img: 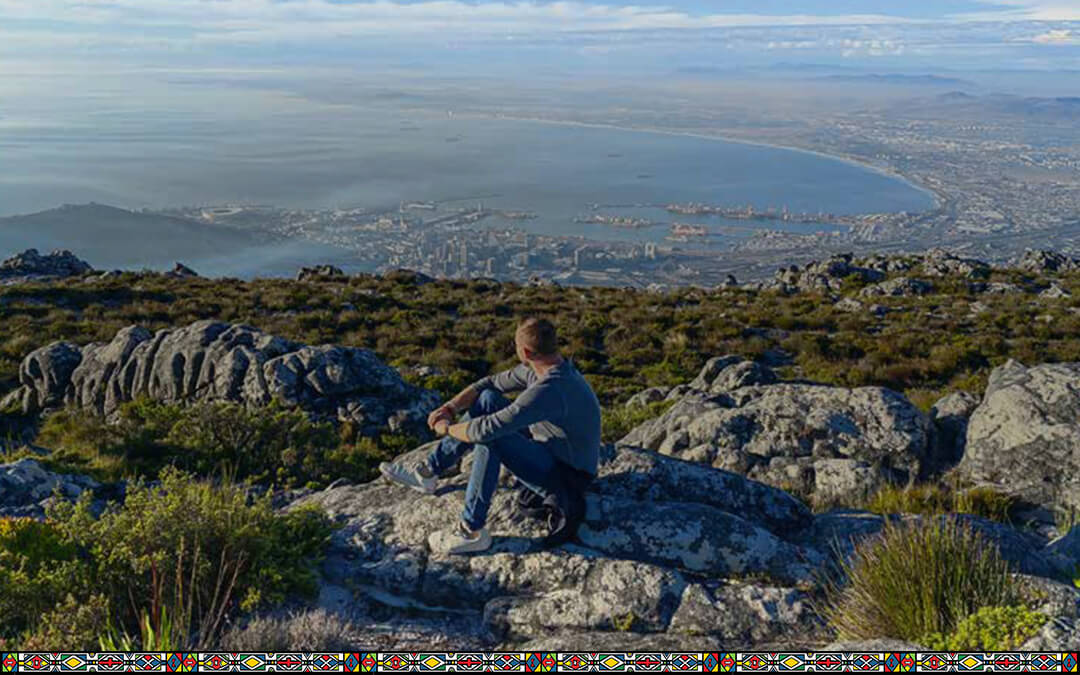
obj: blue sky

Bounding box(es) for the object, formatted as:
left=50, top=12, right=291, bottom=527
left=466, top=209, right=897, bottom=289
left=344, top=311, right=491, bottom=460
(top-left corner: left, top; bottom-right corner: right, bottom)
left=1, top=1, right=1078, bottom=71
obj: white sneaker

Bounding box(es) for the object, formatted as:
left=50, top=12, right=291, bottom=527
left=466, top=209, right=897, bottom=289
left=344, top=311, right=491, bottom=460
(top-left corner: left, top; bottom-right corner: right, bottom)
left=379, top=461, right=437, bottom=495
left=428, top=522, right=492, bottom=555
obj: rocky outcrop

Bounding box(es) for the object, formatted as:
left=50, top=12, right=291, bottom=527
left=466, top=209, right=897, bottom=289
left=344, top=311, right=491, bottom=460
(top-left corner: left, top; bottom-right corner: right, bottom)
left=959, top=360, right=1080, bottom=513
left=969, top=281, right=1025, bottom=295
left=291, top=442, right=826, bottom=648
left=297, top=265, right=345, bottom=281
left=748, top=250, right=998, bottom=295
left=1045, top=527, right=1080, bottom=570
left=859, top=277, right=934, bottom=298
left=2, top=320, right=440, bottom=436
left=625, top=387, right=669, bottom=408
left=796, top=509, right=1064, bottom=578
left=755, top=254, right=885, bottom=294
left=1014, top=249, right=1080, bottom=274
left=834, top=298, right=890, bottom=316
left=0, top=458, right=104, bottom=519
left=1040, top=283, right=1071, bottom=299
left=622, top=360, right=930, bottom=505
left=384, top=269, right=434, bottom=285
left=688, top=356, right=778, bottom=394
left=833, top=297, right=865, bottom=313
left=0, top=249, right=93, bottom=282
left=860, top=254, right=916, bottom=275
left=917, top=248, right=990, bottom=279
left=1022, top=618, right=1080, bottom=650
left=167, top=262, right=199, bottom=278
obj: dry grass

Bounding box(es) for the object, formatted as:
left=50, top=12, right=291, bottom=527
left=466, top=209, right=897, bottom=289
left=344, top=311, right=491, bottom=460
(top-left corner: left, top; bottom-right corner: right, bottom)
left=219, top=609, right=356, bottom=651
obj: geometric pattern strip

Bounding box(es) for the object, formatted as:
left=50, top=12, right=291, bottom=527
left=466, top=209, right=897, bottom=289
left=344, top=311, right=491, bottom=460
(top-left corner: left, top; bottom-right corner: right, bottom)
left=0, top=652, right=1075, bottom=672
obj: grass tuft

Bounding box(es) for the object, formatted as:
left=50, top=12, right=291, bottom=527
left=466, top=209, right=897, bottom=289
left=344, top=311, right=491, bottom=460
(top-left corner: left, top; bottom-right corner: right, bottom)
left=600, top=399, right=677, bottom=444
left=821, top=517, right=1019, bottom=643
left=863, top=482, right=1017, bottom=524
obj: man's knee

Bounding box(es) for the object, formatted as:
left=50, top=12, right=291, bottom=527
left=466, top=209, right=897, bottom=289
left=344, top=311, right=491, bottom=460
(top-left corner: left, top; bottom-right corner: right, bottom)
left=472, top=389, right=509, bottom=415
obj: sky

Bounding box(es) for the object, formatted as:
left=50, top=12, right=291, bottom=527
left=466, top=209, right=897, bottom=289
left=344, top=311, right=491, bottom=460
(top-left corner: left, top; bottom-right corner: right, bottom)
left=1, top=1, right=1079, bottom=73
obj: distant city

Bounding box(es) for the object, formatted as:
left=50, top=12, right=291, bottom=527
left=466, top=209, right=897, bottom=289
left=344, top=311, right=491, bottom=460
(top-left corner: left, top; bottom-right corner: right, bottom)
left=159, top=202, right=715, bottom=289
left=143, top=91, right=1080, bottom=288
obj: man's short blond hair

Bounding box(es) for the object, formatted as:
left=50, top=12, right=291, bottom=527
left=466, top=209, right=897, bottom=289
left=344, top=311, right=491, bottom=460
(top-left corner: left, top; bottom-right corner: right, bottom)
left=517, top=317, right=559, bottom=356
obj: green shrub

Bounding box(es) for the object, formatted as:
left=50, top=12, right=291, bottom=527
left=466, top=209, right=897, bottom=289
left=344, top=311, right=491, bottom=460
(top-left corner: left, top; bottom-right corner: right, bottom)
left=920, top=605, right=1045, bottom=650
left=2, top=467, right=336, bottom=649
left=21, top=593, right=111, bottom=651
left=822, top=517, right=1019, bottom=643
left=34, top=398, right=416, bottom=488
left=601, top=399, right=677, bottom=443
left=0, top=518, right=86, bottom=640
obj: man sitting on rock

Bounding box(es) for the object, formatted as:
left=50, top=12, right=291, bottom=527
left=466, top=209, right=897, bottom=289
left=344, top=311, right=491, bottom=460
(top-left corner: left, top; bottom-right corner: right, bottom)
left=379, top=317, right=601, bottom=554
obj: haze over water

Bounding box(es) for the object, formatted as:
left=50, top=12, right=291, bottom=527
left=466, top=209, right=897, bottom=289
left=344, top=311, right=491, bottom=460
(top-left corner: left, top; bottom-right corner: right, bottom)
left=0, top=72, right=934, bottom=265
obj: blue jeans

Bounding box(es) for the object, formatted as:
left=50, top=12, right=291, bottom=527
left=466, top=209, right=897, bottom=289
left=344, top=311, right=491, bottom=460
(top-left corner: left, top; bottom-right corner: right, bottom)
left=424, top=389, right=572, bottom=531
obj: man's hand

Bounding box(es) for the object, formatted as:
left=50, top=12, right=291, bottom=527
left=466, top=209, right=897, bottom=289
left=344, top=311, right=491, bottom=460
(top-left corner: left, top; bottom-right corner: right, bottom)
left=427, top=404, right=454, bottom=430
left=433, top=418, right=450, bottom=436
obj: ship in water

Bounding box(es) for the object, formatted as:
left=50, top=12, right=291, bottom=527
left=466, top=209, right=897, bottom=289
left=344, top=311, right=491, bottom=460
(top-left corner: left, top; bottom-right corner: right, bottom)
left=670, top=223, right=707, bottom=237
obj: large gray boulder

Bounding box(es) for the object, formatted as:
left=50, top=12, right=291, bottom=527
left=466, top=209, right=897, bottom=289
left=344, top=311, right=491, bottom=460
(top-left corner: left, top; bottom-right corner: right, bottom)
left=621, top=381, right=931, bottom=505
left=291, top=443, right=823, bottom=649
left=666, top=581, right=826, bottom=646
left=10, top=341, right=83, bottom=411
left=1021, top=617, right=1080, bottom=650
left=959, top=360, right=1080, bottom=513
left=3, top=320, right=440, bottom=437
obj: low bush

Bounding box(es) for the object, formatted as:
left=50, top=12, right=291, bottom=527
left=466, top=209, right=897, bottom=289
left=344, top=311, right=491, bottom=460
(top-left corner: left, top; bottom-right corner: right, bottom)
left=0, top=518, right=85, bottom=640
left=920, top=605, right=1045, bottom=650
left=2, top=467, right=333, bottom=650
left=822, top=517, right=1019, bottom=643
left=34, top=398, right=419, bottom=487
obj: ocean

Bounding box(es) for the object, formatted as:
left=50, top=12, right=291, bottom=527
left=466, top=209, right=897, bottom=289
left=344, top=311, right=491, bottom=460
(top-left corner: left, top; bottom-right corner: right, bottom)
left=0, top=73, right=933, bottom=274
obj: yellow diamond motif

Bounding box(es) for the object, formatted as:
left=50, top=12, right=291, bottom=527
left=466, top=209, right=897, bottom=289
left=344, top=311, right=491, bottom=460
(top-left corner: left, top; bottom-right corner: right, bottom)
left=64, top=656, right=84, bottom=668
left=602, top=656, right=621, bottom=668
left=243, top=656, right=262, bottom=668
left=960, top=656, right=980, bottom=669
left=782, top=656, right=802, bottom=668
left=423, top=656, right=443, bottom=668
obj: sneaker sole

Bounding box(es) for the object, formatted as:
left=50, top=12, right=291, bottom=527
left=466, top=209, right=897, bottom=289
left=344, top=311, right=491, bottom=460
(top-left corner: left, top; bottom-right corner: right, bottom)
left=448, top=534, right=492, bottom=555
left=379, top=464, right=436, bottom=495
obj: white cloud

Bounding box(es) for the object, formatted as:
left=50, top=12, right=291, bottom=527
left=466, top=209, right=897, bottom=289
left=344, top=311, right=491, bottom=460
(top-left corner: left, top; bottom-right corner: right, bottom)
left=958, top=1, right=1080, bottom=21
left=0, top=0, right=1075, bottom=62
left=0, top=0, right=917, bottom=45
left=1028, top=28, right=1080, bottom=44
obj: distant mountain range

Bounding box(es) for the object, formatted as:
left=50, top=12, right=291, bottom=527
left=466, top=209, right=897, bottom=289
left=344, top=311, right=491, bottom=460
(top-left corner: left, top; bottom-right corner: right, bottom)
left=820, top=74, right=975, bottom=87
left=0, top=203, right=267, bottom=271
left=889, top=92, right=1080, bottom=121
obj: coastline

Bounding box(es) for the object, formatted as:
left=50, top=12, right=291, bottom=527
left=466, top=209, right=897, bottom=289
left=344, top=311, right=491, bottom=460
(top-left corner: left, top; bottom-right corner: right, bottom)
left=456, top=111, right=944, bottom=213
